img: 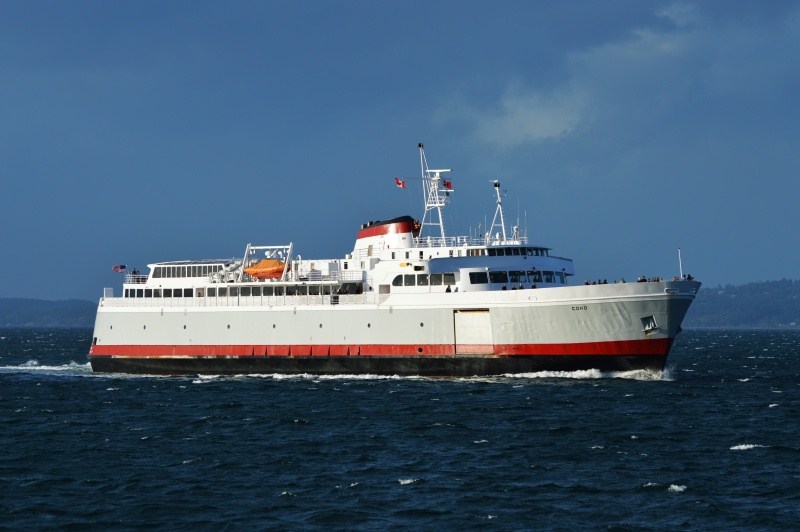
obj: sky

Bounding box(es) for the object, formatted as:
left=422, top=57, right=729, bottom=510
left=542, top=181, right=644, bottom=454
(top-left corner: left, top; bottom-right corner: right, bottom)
left=2, top=1, right=799, bottom=300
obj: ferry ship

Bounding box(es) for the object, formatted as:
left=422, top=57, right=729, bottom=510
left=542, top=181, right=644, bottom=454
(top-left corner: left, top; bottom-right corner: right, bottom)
left=89, top=144, right=700, bottom=376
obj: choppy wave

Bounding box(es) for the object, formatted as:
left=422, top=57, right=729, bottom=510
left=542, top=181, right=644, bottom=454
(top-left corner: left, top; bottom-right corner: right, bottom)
left=0, top=360, right=92, bottom=376
left=730, top=444, right=768, bottom=451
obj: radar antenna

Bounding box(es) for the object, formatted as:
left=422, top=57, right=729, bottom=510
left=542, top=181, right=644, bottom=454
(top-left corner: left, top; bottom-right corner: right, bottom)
left=417, top=143, right=454, bottom=241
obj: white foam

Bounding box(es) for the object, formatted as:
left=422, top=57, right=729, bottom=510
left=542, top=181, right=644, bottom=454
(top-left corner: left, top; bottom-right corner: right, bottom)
left=667, top=484, right=686, bottom=493
left=769, top=403, right=779, bottom=408
left=730, top=444, right=767, bottom=451
left=473, top=439, right=489, bottom=444
left=398, top=478, right=419, bottom=485
left=0, top=360, right=92, bottom=376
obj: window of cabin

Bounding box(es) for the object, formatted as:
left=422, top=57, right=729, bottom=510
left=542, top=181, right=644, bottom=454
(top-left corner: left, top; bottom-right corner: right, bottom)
left=252, top=286, right=261, bottom=296
left=207, top=287, right=216, bottom=297
left=488, top=248, right=497, bottom=256
left=183, top=288, right=193, bottom=297
left=144, top=289, right=152, bottom=298
left=229, top=287, right=238, bottom=297
left=489, top=271, right=508, bottom=284
left=173, top=289, right=182, bottom=298
left=469, top=272, right=489, bottom=284
left=392, top=275, right=403, bottom=287
left=529, top=270, right=543, bottom=283
left=557, top=272, right=566, bottom=284
left=264, top=286, right=274, bottom=296
left=544, top=271, right=555, bottom=283
left=240, top=286, right=251, bottom=297
left=403, top=274, right=416, bottom=286
left=274, top=286, right=284, bottom=296
left=417, top=274, right=429, bottom=286
left=429, top=273, right=443, bottom=286
left=443, top=273, right=455, bottom=285
left=218, top=287, right=227, bottom=297
left=509, top=271, right=525, bottom=283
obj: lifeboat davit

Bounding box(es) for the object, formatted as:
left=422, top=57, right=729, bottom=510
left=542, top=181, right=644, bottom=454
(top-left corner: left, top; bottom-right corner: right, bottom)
left=244, top=259, right=287, bottom=279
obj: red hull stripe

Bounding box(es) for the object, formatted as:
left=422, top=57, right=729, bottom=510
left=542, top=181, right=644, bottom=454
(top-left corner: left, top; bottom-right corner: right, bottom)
left=90, top=338, right=671, bottom=358
left=356, top=220, right=416, bottom=240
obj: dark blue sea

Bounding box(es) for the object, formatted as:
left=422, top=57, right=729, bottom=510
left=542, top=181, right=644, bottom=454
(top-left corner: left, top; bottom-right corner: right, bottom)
left=1, top=329, right=799, bottom=529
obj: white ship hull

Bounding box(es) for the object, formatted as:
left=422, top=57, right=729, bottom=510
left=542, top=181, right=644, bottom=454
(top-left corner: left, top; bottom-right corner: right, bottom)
left=89, top=280, right=699, bottom=375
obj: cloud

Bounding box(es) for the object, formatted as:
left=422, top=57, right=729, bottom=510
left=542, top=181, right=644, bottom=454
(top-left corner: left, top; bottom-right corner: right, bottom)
left=656, top=3, right=702, bottom=28
left=437, top=86, right=588, bottom=149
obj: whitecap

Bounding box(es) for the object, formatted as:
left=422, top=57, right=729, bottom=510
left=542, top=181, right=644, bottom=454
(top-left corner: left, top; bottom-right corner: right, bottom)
left=668, top=484, right=686, bottom=493
left=769, top=404, right=779, bottom=408
left=737, top=378, right=750, bottom=382
left=0, top=361, right=92, bottom=376
left=730, top=444, right=767, bottom=451
left=473, top=439, right=489, bottom=444
left=398, top=478, right=419, bottom=485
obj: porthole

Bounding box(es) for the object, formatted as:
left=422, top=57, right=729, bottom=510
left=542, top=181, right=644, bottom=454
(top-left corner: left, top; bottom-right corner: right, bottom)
left=227, top=324, right=231, bottom=329
left=420, top=322, right=424, bottom=327
left=183, top=325, right=186, bottom=329
left=367, top=323, right=371, bottom=328
left=272, top=324, right=276, bottom=329
left=417, top=347, right=423, bottom=353
left=109, top=325, right=113, bottom=330
left=319, top=324, right=323, bottom=328
left=143, top=325, right=146, bottom=330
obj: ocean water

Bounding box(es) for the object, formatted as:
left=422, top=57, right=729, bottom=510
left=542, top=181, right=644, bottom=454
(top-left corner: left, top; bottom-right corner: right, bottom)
left=1, top=329, right=799, bottom=529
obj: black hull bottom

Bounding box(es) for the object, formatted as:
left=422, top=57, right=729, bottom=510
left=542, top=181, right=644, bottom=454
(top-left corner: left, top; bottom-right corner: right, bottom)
left=89, top=354, right=667, bottom=376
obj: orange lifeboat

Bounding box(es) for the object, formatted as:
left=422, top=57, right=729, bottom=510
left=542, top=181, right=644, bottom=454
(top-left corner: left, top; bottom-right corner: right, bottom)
left=244, top=259, right=287, bottom=279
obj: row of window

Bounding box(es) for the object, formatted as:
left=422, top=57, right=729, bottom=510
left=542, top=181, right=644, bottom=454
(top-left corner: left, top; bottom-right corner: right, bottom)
left=470, top=247, right=549, bottom=257
left=391, top=273, right=457, bottom=287
left=124, top=284, right=338, bottom=299
left=470, top=270, right=567, bottom=285
left=152, top=264, right=226, bottom=279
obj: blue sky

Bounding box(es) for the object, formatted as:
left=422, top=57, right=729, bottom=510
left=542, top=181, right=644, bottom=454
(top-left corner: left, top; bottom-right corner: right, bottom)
left=2, top=1, right=799, bottom=300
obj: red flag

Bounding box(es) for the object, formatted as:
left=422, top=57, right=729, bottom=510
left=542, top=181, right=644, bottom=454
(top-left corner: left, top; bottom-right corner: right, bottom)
left=443, top=179, right=453, bottom=190
left=394, top=177, right=406, bottom=189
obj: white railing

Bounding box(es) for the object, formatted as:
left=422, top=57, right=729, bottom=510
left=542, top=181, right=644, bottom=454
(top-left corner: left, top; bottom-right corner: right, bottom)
left=100, top=292, right=380, bottom=309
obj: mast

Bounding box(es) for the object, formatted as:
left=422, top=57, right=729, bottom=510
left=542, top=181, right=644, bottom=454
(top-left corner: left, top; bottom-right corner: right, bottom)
left=417, top=143, right=453, bottom=241
left=487, top=180, right=508, bottom=243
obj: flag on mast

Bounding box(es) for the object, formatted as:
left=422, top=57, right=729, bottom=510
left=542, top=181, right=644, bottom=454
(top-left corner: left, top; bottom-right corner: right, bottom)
left=394, top=177, right=406, bottom=189
left=111, top=264, right=127, bottom=273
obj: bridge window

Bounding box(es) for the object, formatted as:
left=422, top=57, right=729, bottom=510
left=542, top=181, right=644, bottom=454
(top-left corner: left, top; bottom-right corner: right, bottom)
left=429, top=273, right=443, bottom=286
left=489, top=271, right=508, bottom=284
left=469, top=272, right=489, bottom=284
left=544, top=271, right=555, bottom=283
left=557, top=272, right=566, bottom=284
left=528, top=270, right=542, bottom=283
left=509, top=271, right=525, bottom=283
left=443, top=273, right=455, bottom=285
left=392, top=275, right=403, bottom=287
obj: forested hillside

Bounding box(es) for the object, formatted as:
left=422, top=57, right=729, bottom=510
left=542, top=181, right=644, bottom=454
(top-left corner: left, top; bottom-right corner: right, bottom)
left=685, top=279, right=800, bottom=329
left=0, top=298, right=95, bottom=328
